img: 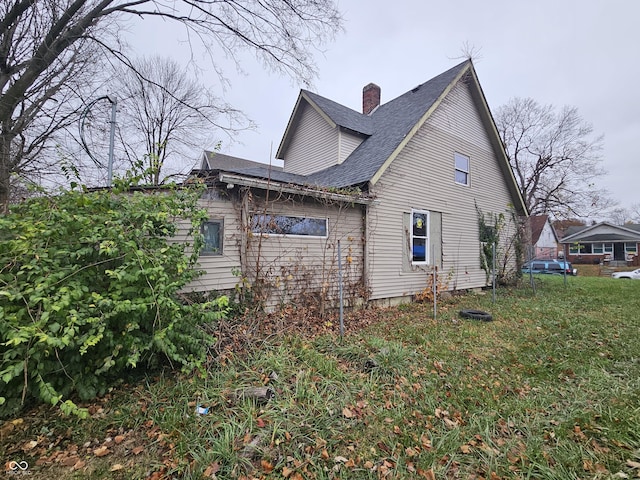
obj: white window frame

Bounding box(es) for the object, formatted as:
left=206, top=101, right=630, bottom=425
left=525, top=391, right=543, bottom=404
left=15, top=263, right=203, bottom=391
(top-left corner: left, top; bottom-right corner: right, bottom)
left=411, top=209, right=430, bottom=265
left=200, top=219, right=223, bottom=256
left=454, top=152, right=470, bottom=186
left=592, top=243, right=613, bottom=255
left=625, top=243, right=638, bottom=254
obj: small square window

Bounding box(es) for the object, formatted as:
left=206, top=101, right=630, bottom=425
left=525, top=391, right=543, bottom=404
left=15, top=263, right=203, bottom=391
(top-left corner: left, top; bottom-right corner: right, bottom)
left=454, top=153, right=469, bottom=186
left=201, top=220, right=223, bottom=255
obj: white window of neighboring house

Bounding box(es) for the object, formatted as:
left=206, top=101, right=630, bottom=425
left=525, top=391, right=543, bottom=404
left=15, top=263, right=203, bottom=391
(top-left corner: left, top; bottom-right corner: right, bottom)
left=411, top=209, right=429, bottom=265
left=251, top=214, right=328, bottom=238
left=593, top=243, right=613, bottom=254
left=454, top=152, right=470, bottom=186
left=201, top=220, right=223, bottom=255
left=625, top=243, right=638, bottom=254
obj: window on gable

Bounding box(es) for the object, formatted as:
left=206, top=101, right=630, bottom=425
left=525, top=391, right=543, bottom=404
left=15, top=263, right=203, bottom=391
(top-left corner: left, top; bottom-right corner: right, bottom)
left=454, top=152, right=470, bottom=186
left=201, top=220, right=223, bottom=255
left=411, top=209, right=429, bottom=264
left=251, top=214, right=328, bottom=237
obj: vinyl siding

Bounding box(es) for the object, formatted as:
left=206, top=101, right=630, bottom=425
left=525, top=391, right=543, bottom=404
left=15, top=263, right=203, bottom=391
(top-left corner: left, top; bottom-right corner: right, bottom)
left=180, top=193, right=242, bottom=293
left=367, top=80, right=518, bottom=300
left=537, top=222, right=558, bottom=250
left=246, top=197, right=364, bottom=309
left=338, top=130, right=365, bottom=164
left=283, top=103, right=339, bottom=175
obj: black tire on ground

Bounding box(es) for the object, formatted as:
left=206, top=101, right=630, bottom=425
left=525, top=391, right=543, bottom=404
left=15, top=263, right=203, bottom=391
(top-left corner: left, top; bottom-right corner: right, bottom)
left=459, top=309, right=493, bottom=322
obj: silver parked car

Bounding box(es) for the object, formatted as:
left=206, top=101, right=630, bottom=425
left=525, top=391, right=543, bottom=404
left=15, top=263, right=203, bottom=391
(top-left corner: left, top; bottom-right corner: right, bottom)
left=611, top=268, right=640, bottom=280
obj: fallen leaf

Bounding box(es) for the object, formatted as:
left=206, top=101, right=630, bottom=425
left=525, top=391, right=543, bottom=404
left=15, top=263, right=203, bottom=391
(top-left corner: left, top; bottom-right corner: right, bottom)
left=334, top=456, right=349, bottom=463
left=460, top=444, right=472, bottom=454
left=110, top=464, right=124, bottom=472
left=93, top=445, right=110, bottom=457
left=627, top=460, right=640, bottom=469
left=420, top=434, right=432, bottom=449
left=203, top=462, right=220, bottom=478
left=418, top=467, right=436, bottom=480
left=114, top=435, right=126, bottom=444
left=261, top=460, right=274, bottom=473
left=60, top=456, right=80, bottom=467
left=282, top=466, right=294, bottom=478
left=406, top=446, right=418, bottom=457
left=23, top=440, right=39, bottom=451
left=342, top=407, right=355, bottom=419
left=131, top=446, right=145, bottom=455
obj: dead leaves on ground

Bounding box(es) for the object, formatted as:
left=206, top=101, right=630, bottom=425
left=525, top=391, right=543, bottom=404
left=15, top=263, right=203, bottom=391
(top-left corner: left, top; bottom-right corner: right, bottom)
left=1, top=413, right=171, bottom=478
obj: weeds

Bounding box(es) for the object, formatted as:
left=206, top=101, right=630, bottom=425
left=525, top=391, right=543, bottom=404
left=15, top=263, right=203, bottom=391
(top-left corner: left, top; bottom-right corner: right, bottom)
left=2, top=276, right=639, bottom=479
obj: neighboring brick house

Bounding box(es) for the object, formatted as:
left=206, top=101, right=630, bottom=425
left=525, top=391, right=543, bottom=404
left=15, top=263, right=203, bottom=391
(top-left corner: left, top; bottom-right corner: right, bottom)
left=186, top=60, right=527, bottom=308
left=561, top=222, right=640, bottom=266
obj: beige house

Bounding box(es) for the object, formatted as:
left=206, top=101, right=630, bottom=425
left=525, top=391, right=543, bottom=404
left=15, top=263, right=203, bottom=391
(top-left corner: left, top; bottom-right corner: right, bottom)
left=187, top=60, right=527, bottom=308
left=528, top=215, right=560, bottom=260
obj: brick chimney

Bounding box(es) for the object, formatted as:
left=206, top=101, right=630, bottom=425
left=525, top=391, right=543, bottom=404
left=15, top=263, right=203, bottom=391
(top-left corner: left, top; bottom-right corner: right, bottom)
left=362, top=83, right=381, bottom=115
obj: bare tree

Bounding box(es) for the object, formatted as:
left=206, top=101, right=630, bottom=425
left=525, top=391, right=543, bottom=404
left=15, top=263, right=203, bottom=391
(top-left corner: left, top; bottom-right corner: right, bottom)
left=105, top=56, right=249, bottom=185
left=495, top=97, right=611, bottom=219
left=0, top=1, right=108, bottom=208
left=631, top=203, right=640, bottom=223
left=0, top=0, right=343, bottom=209
left=606, top=204, right=640, bottom=225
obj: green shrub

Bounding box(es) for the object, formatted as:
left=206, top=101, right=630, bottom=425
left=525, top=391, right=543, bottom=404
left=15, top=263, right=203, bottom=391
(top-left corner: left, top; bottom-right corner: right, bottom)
left=0, top=181, right=227, bottom=417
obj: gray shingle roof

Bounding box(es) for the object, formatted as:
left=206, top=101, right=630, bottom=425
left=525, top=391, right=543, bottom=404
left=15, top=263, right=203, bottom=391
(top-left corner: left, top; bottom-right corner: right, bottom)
left=302, top=90, right=373, bottom=135
left=202, top=152, right=283, bottom=171
left=218, top=166, right=309, bottom=185
left=561, top=222, right=640, bottom=242
left=307, top=61, right=470, bottom=188
left=202, top=61, right=471, bottom=191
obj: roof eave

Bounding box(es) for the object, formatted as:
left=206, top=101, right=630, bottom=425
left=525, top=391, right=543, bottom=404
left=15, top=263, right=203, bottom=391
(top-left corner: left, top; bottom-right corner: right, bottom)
left=218, top=172, right=376, bottom=205
left=369, top=65, right=473, bottom=186
left=466, top=65, right=528, bottom=217
left=561, top=222, right=640, bottom=243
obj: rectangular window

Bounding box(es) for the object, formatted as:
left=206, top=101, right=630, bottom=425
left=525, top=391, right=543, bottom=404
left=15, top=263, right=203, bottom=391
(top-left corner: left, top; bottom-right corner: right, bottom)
left=570, top=243, right=594, bottom=254
left=251, top=214, right=328, bottom=237
left=454, top=152, right=470, bottom=186
left=625, top=243, right=638, bottom=254
left=201, top=220, right=223, bottom=255
left=411, top=209, right=429, bottom=264
left=593, top=243, right=613, bottom=254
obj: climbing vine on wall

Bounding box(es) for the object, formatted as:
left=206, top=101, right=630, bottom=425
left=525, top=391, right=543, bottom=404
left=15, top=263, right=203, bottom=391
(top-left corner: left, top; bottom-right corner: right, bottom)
left=476, top=204, right=522, bottom=285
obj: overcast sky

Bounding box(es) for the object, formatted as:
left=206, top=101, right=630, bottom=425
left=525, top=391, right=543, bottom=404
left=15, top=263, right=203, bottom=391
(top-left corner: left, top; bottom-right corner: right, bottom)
left=129, top=0, right=640, bottom=211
